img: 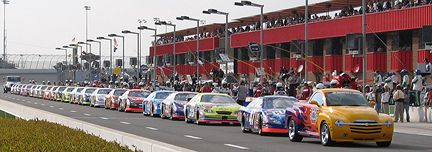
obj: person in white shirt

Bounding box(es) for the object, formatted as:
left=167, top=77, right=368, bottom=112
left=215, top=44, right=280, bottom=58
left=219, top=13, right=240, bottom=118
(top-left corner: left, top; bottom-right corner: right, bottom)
left=381, top=85, right=391, bottom=114
left=401, top=69, right=410, bottom=89
left=412, top=69, right=423, bottom=106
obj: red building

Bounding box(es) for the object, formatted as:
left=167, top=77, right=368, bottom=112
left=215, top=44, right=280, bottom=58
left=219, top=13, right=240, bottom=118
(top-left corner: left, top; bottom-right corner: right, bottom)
left=149, top=1, right=432, bottom=83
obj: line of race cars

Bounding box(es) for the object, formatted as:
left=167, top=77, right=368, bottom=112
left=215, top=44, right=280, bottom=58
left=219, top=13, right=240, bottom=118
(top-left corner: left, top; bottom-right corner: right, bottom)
left=7, top=83, right=393, bottom=147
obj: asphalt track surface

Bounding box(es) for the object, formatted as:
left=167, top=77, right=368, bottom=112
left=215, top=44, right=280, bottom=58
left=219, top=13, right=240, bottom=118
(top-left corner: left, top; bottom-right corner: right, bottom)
left=2, top=92, right=432, bottom=152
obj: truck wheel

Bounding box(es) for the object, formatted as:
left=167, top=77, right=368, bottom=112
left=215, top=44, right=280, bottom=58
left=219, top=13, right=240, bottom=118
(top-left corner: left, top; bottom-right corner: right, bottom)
left=320, top=121, right=335, bottom=146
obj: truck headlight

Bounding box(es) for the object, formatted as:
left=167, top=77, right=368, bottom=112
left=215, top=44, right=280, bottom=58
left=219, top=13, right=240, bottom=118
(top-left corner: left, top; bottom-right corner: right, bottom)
left=385, top=121, right=392, bottom=128
left=335, top=120, right=344, bottom=127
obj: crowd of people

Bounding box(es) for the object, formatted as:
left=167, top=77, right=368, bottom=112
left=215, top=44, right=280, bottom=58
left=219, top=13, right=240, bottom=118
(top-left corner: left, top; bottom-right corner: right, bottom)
left=151, top=0, right=432, bottom=47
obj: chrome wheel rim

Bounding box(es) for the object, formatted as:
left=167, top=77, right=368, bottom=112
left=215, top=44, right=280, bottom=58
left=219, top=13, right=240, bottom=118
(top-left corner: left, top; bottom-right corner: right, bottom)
left=321, top=123, right=329, bottom=144
left=288, top=119, right=295, bottom=139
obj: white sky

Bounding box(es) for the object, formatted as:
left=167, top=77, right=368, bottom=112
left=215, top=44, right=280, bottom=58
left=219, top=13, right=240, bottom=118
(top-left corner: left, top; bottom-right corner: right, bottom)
left=1, top=0, right=325, bottom=59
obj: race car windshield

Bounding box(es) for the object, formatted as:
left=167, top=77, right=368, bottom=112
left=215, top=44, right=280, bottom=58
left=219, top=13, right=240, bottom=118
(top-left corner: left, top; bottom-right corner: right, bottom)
left=66, top=88, right=75, bottom=92
left=58, top=87, right=67, bottom=91
left=156, top=92, right=171, bottom=99
left=263, top=98, right=296, bottom=109
left=85, top=89, right=96, bottom=93
left=97, top=89, right=112, bottom=94
left=76, top=88, right=84, bottom=92
left=114, top=90, right=126, bottom=96
left=325, top=92, right=368, bottom=106
left=129, top=91, right=150, bottom=97
left=201, top=95, right=236, bottom=103
left=174, top=93, right=197, bottom=101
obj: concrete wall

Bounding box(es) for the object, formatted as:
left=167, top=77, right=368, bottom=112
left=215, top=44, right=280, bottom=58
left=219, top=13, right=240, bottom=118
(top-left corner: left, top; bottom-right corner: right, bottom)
left=0, top=99, right=195, bottom=152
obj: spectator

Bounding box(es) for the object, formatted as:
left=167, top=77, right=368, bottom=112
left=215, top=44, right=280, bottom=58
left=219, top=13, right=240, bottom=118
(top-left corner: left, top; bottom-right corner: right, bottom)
left=375, top=84, right=384, bottom=113
left=236, top=81, right=248, bottom=106
left=412, top=69, right=423, bottom=106
left=381, top=84, right=391, bottom=114
left=393, top=85, right=405, bottom=123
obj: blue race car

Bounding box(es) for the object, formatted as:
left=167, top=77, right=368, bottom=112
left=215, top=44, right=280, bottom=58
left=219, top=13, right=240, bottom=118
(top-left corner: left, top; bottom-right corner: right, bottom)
left=143, top=91, right=175, bottom=117
left=237, top=96, right=297, bottom=135
left=160, top=92, right=198, bottom=119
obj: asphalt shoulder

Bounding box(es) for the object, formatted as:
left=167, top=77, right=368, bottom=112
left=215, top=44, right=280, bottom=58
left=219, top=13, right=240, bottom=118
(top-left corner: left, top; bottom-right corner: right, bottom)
left=394, top=122, right=432, bottom=136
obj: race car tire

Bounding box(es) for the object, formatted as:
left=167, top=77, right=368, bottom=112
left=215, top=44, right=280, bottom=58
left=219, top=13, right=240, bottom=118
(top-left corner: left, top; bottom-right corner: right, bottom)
left=241, top=115, right=252, bottom=133
left=118, top=103, right=124, bottom=112
left=184, top=110, right=193, bottom=123
left=143, top=104, right=150, bottom=116
left=320, top=121, right=335, bottom=146
left=160, top=106, right=167, bottom=119
left=258, top=115, right=268, bottom=136
left=195, top=110, right=205, bottom=125
left=376, top=141, right=391, bottom=147
left=288, top=118, right=303, bottom=142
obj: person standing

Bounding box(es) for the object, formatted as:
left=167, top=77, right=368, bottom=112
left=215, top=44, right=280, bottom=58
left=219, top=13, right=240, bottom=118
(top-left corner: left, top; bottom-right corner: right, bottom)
left=412, top=69, right=423, bottom=106
left=381, top=85, right=391, bottom=114
left=393, top=85, right=405, bottom=123
left=384, top=72, right=393, bottom=91
left=403, top=87, right=410, bottom=122
left=373, top=70, right=383, bottom=88
left=374, top=84, right=384, bottom=113
left=236, top=81, right=248, bottom=106
left=401, top=69, right=410, bottom=89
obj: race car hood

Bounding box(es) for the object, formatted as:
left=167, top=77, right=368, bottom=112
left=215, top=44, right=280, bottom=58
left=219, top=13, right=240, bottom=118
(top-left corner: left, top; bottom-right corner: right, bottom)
left=326, top=106, right=381, bottom=121
left=128, top=97, right=146, bottom=103
left=202, top=103, right=241, bottom=111
left=4, top=82, right=20, bottom=88
left=173, top=100, right=188, bottom=106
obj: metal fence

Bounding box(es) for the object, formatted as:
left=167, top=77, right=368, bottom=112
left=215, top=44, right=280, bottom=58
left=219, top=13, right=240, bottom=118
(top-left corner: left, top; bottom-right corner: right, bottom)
left=4, top=54, right=144, bottom=69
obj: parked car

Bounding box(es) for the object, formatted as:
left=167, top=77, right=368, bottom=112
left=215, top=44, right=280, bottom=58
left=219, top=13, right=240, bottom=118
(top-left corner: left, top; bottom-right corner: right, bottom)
left=286, top=88, right=393, bottom=147
left=118, top=89, right=151, bottom=112
left=90, top=88, right=113, bottom=107
left=238, top=96, right=297, bottom=135
left=160, top=92, right=198, bottom=119
left=37, top=85, right=48, bottom=98
left=21, top=85, right=33, bottom=96
left=104, top=89, right=127, bottom=110
left=29, top=85, right=37, bottom=97
left=184, top=93, right=241, bottom=125
left=143, top=91, right=175, bottom=116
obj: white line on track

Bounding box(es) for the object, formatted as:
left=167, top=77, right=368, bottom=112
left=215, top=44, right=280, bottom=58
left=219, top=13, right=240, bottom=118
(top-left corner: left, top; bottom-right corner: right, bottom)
left=184, top=135, right=202, bottom=140
left=49, top=106, right=54, bottom=108
left=41, top=104, right=45, bottom=106
left=16, top=99, right=20, bottom=101
left=70, top=110, right=76, bottom=113
left=84, top=114, right=91, bottom=116
left=224, top=144, right=249, bottom=150
left=21, top=100, right=25, bottom=102
left=145, top=127, right=159, bottom=131
left=59, top=108, right=64, bottom=110
left=120, top=122, right=131, bottom=125
left=27, top=101, right=31, bottom=103
left=34, top=103, right=38, bottom=105
left=100, top=117, right=109, bottom=120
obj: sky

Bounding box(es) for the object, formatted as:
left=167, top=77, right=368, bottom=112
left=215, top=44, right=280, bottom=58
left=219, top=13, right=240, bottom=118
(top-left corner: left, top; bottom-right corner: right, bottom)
left=1, top=0, right=325, bottom=61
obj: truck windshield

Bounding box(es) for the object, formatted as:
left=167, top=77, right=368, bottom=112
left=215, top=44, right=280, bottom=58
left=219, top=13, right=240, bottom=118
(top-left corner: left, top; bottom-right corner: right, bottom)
left=325, top=92, right=368, bottom=106
left=7, top=77, right=20, bottom=82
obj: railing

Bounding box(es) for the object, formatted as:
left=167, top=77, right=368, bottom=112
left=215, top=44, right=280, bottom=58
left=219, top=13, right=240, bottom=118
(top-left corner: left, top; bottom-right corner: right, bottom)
left=3, top=54, right=144, bottom=69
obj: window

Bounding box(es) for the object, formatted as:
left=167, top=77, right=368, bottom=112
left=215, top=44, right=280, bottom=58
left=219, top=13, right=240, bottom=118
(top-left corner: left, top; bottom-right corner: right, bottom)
left=392, top=30, right=412, bottom=51
left=310, top=92, right=324, bottom=106
left=367, top=33, right=387, bottom=52
left=325, top=37, right=342, bottom=55
left=308, top=39, right=324, bottom=56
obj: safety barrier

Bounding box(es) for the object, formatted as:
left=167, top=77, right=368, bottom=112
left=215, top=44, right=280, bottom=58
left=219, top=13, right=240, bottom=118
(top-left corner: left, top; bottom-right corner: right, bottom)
left=0, top=99, right=195, bottom=152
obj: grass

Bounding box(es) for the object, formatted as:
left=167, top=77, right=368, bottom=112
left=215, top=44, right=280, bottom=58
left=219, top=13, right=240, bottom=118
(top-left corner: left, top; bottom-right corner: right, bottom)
left=0, top=118, right=141, bottom=151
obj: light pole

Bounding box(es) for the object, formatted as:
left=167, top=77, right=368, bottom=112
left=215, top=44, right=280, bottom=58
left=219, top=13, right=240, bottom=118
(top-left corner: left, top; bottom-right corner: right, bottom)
left=138, top=19, right=147, bottom=68
left=84, top=6, right=91, bottom=53
left=122, top=30, right=140, bottom=79
left=362, top=0, right=367, bottom=95
left=138, top=26, right=157, bottom=82
left=56, top=47, right=67, bottom=65
left=97, top=36, right=113, bottom=73
left=77, top=41, right=91, bottom=53
left=305, top=0, right=309, bottom=81
left=2, top=0, right=8, bottom=62
left=108, top=34, right=125, bottom=70
left=155, top=20, right=176, bottom=73
left=235, top=1, right=264, bottom=82
left=176, top=16, right=201, bottom=84
left=87, top=39, right=102, bottom=69
left=203, top=9, right=229, bottom=74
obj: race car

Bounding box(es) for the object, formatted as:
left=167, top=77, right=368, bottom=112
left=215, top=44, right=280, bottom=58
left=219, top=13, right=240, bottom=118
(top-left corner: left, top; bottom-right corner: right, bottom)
left=78, top=87, right=97, bottom=105
left=54, top=86, right=67, bottom=101
left=184, top=93, right=241, bottom=125
left=104, top=89, right=127, bottom=110
left=61, top=87, right=75, bottom=102
left=118, top=89, right=151, bottom=112
left=143, top=91, right=175, bottom=116
left=69, top=87, right=85, bottom=104
left=90, top=88, right=113, bottom=107
left=238, top=96, right=297, bottom=135
left=160, top=92, right=198, bottom=119
left=286, top=88, right=393, bottom=147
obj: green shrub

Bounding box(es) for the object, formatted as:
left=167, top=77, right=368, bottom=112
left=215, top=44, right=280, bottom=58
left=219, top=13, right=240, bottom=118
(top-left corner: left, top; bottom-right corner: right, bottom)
left=0, top=118, right=141, bottom=151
